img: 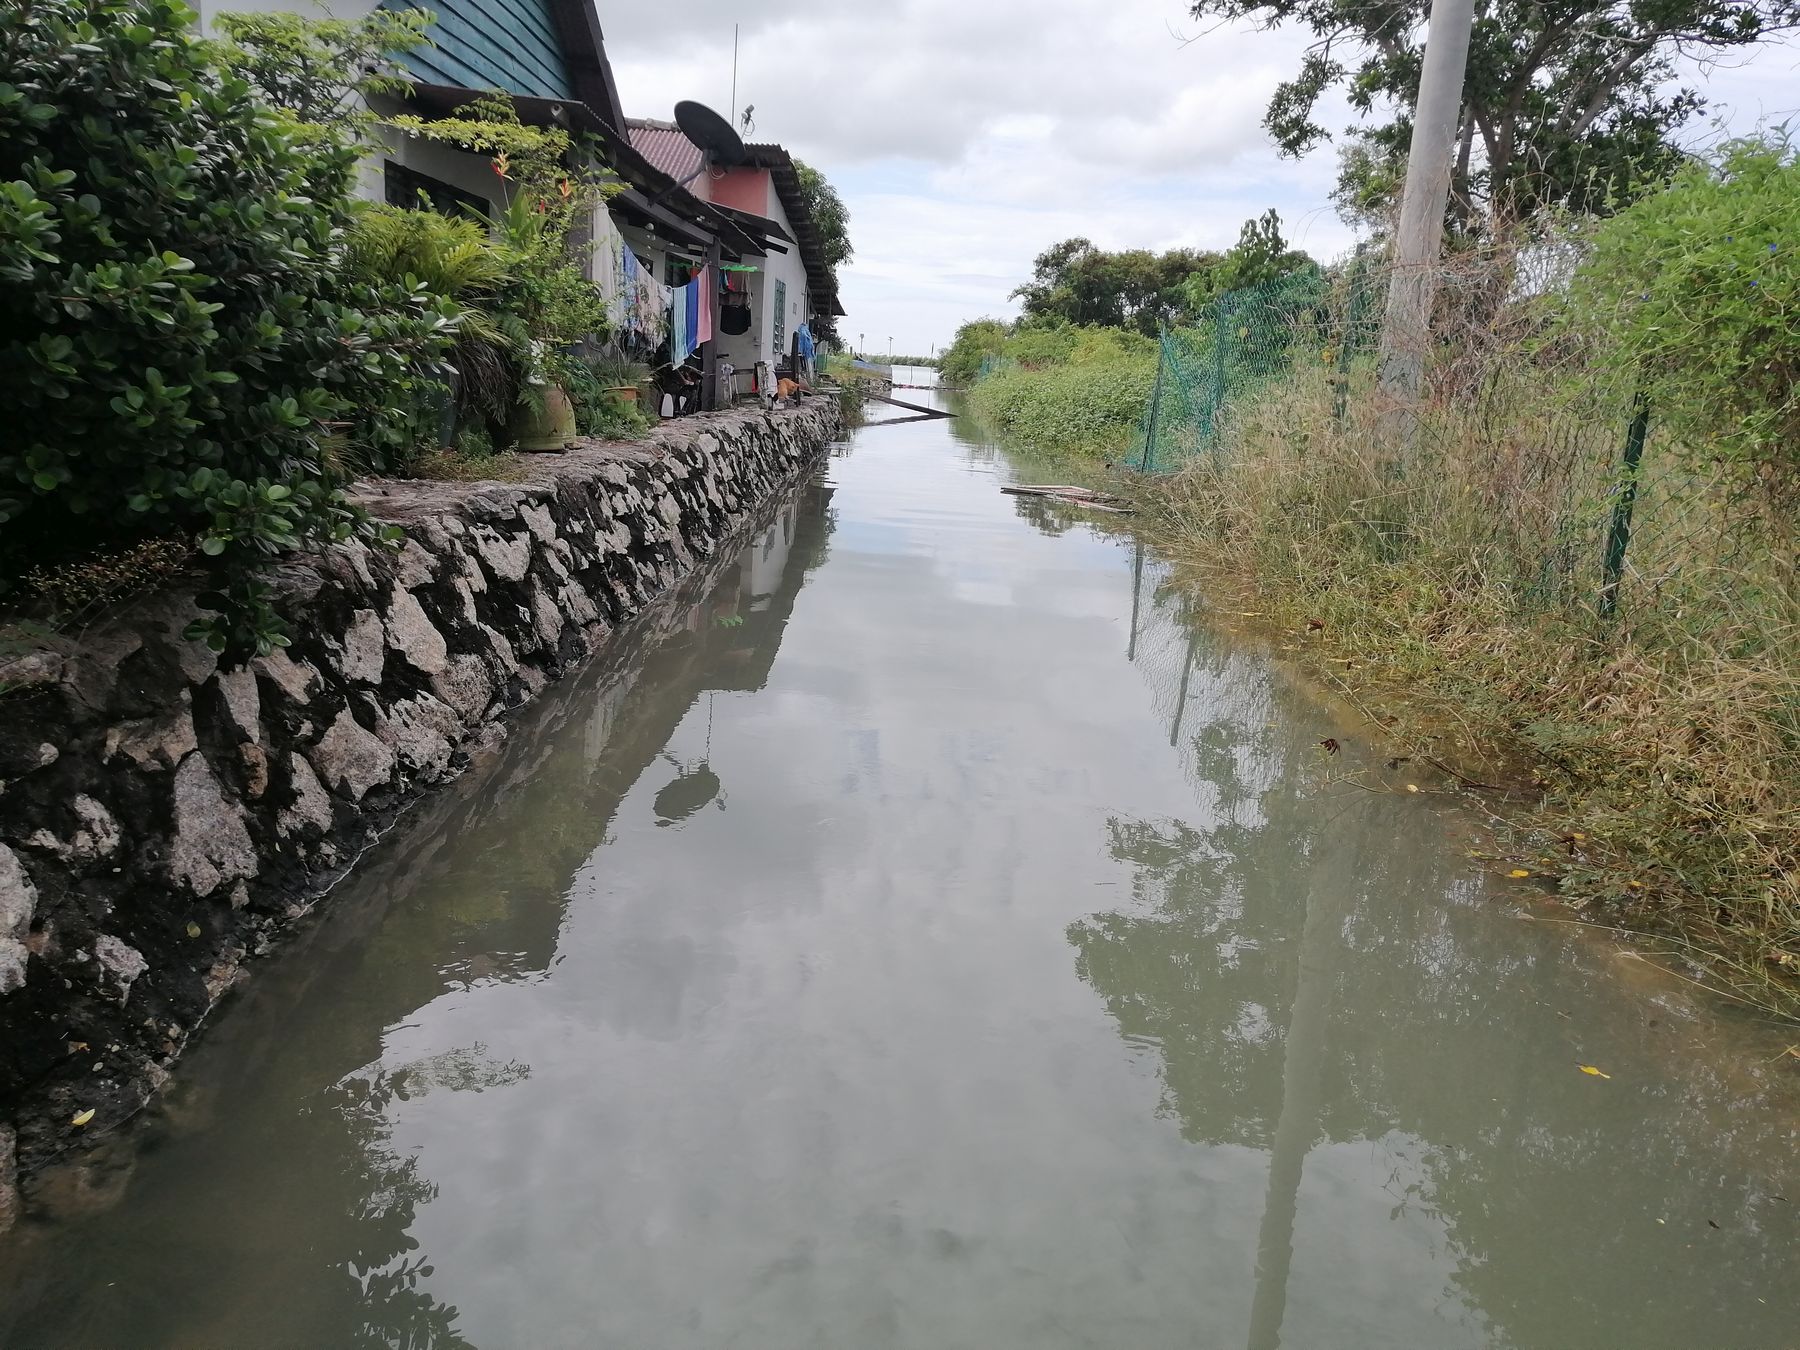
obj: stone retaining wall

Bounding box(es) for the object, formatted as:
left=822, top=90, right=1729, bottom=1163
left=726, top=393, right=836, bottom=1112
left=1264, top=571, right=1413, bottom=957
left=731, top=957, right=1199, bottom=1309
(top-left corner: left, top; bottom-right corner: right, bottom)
left=0, top=402, right=840, bottom=1208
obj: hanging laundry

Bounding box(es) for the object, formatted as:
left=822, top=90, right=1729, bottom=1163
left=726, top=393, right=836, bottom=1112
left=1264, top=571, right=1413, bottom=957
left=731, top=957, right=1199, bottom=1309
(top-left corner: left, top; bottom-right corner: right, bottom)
left=670, top=281, right=692, bottom=365
left=795, top=323, right=815, bottom=361
left=611, top=244, right=671, bottom=356
left=671, top=273, right=704, bottom=365
left=696, top=266, right=715, bottom=348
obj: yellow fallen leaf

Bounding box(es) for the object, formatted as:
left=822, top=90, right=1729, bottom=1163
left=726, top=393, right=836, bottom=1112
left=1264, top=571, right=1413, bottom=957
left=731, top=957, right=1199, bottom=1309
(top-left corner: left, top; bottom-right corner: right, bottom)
left=1578, top=1065, right=1611, bottom=1079
left=1626, top=880, right=1644, bottom=891
left=1509, top=869, right=1532, bottom=878
left=71, top=1108, right=95, bottom=1126
left=185, top=921, right=201, bottom=939
left=1405, top=784, right=1420, bottom=794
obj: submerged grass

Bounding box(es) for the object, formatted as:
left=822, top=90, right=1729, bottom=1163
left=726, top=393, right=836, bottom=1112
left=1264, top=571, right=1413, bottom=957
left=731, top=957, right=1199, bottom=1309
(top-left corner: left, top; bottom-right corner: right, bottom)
left=1133, top=355, right=1800, bottom=1018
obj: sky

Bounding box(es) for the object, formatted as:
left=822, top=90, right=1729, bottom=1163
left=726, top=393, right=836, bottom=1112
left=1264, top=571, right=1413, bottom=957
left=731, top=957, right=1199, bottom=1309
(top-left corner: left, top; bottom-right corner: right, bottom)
left=602, top=0, right=1800, bottom=355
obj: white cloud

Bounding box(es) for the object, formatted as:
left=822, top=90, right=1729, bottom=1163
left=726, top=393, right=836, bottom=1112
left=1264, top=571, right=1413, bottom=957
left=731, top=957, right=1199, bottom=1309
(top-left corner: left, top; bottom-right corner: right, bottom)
left=601, top=0, right=1800, bottom=353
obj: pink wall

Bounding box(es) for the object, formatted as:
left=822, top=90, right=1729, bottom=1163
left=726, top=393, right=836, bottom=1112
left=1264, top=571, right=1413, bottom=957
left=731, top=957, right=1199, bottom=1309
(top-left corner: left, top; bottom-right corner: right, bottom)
left=710, top=167, right=773, bottom=217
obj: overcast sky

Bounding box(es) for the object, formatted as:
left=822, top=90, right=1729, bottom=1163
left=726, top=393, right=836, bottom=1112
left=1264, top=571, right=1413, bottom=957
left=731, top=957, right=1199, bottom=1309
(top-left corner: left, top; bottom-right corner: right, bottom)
left=603, top=0, right=1800, bottom=354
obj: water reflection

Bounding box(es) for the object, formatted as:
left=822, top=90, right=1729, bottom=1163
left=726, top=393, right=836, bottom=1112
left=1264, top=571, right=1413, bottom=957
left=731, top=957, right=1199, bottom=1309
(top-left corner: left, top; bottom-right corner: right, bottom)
left=1073, top=561, right=1800, bottom=1349
left=4, top=412, right=1797, bottom=1350
left=0, top=481, right=837, bottom=1348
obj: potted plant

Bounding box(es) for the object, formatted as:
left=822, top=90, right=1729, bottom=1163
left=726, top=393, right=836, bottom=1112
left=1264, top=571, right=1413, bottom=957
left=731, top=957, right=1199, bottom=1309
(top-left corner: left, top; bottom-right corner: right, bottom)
left=391, top=95, right=619, bottom=453
left=586, top=353, right=651, bottom=404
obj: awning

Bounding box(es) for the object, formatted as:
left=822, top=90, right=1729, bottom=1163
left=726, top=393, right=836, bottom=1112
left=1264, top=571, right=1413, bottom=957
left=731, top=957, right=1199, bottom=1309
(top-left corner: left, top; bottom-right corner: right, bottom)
left=395, top=84, right=762, bottom=259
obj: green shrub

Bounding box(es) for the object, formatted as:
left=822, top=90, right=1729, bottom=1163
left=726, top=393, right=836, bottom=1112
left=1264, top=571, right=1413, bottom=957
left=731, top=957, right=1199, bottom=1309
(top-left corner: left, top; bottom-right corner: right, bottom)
left=0, top=0, right=455, bottom=655
left=562, top=359, right=650, bottom=439
left=391, top=94, right=617, bottom=387
left=940, top=319, right=1010, bottom=385
left=1002, top=323, right=1083, bottom=368
left=968, top=342, right=1157, bottom=456
left=1565, top=135, right=1800, bottom=494
left=345, top=205, right=522, bottom=469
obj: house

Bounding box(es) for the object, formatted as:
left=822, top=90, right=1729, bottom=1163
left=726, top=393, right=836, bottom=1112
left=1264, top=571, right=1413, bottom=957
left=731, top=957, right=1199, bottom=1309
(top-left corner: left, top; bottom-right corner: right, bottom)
left=626, top=121, right=840, bottom=383
left=191, top=0, right=843, bottom=406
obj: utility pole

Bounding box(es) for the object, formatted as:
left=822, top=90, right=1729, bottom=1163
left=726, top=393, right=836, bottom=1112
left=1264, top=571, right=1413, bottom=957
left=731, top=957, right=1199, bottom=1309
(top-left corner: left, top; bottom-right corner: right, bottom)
left=1377, top=0, right=1476, bottom=421
left=702, top=236, right=722, bottom=410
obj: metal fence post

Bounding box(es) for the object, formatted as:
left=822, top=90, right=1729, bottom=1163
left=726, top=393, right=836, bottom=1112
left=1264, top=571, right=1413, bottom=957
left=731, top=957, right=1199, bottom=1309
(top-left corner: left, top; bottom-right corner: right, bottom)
left=1140, top=329, right=1167, bottom=472
left=1333, top=257, right=1364, bottom=427
left=1211, top=295, right=1230, bottom=452
left=1599, top=393, right=1651, bottom=620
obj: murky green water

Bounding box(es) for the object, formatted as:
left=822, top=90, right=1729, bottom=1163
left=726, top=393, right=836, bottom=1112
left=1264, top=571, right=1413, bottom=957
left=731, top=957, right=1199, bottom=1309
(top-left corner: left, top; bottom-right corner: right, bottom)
left=2, top=398, right=1796, bottom=1349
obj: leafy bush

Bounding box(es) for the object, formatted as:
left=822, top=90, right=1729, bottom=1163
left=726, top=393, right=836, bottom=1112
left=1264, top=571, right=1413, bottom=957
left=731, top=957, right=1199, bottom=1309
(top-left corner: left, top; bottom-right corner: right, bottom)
left=562, top=358, right=650, bottom=440
left=967, top=327, right=1157, bottom=455
left=1566, top=135, right=1800, bottom=495
left=1002, top=323, right=1083, bottom=369
left=391, top=95, right=615, bottom=356
left=344, top=205, right=522, bottom=469
left=0, top=0, right=455, bottom=655
left=940, top=319, right=1010, bottom=385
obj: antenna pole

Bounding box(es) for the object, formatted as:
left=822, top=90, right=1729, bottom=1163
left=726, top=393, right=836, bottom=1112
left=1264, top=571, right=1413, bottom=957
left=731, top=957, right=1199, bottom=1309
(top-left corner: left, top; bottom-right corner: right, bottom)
left=730, top=25, right=739, bottom=126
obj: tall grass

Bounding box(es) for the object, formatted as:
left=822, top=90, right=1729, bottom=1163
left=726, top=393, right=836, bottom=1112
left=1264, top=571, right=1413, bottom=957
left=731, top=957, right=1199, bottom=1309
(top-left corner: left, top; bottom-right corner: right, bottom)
left=1139, top=270, right=1800, bottom=1012
left=966, top=326, right=1156, bottom=457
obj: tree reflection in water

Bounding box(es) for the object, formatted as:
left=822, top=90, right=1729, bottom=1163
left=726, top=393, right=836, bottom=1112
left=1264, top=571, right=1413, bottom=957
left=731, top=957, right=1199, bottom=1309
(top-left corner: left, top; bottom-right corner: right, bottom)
left=1070, top=641, right=1800, bottom=1349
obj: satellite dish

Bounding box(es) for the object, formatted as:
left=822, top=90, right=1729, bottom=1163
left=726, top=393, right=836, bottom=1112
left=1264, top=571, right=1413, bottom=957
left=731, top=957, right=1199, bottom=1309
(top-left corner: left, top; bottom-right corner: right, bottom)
left=653, top=761, right=723, bottom=827
left=675, top=99, right=747, bottom=167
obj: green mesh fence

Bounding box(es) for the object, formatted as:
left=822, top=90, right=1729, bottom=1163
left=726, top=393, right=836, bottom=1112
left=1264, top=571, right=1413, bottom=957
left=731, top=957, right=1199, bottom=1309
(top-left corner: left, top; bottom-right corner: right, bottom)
left=1132, top=260, right=1382, bottom=474
left=1121, top=250, right=1797, bottom=634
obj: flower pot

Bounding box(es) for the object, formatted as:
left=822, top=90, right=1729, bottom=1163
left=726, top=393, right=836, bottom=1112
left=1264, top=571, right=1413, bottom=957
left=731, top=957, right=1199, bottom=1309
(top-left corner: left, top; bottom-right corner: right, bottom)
left=511, top=383, right=578, bottom=453
left=605, top=385, right=639, bottom=404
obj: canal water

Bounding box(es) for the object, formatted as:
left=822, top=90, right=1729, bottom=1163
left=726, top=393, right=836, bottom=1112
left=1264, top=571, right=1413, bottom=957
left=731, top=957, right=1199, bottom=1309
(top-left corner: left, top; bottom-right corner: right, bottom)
left=2, top=398, right=1796, bottom=1349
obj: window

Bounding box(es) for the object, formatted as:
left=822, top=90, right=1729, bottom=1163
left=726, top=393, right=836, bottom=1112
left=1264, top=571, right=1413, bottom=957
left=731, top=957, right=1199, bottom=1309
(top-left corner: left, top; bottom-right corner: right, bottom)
left=383, top=161, right=489, bottom=219
left=773, top=279, right=787, bottom=355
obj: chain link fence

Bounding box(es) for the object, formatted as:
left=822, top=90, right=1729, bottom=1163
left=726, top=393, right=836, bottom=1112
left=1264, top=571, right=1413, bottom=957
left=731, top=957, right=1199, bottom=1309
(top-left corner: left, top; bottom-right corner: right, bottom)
left=1127, top=248, right=1793, bottom=632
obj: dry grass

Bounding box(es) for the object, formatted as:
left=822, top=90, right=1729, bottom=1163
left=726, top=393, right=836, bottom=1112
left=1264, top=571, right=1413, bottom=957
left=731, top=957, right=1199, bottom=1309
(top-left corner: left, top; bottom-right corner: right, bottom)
left=1137, top=334, right=1800, bottom=1018
left=405, top=449, right=534, bottom=483
left=21, top=537, right=194, bottom=617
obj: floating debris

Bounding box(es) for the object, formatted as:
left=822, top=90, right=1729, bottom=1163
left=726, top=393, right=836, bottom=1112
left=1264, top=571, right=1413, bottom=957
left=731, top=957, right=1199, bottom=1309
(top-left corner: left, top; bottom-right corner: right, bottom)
left=1000, top=484, right=1134, bottom=514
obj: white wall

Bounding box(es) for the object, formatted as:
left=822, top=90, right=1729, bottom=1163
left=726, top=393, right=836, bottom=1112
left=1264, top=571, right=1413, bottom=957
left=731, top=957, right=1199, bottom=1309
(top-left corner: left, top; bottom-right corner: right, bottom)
left=746, top=197, right=812, bottom=376
left=360, top=119, right=505, bottom=214
left=194, top=0, right=378, bottom=29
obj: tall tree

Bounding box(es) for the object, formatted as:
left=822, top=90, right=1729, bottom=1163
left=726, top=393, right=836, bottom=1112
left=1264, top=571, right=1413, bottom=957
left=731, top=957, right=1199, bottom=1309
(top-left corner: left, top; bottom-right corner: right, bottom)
left=1186, top=209, right=1317, bottom=306
left=792, top=159, right=851, bottom=344
left=1013, top=239, right=1218, bottom=336
left=1190, top=0, right=1800, bottom=226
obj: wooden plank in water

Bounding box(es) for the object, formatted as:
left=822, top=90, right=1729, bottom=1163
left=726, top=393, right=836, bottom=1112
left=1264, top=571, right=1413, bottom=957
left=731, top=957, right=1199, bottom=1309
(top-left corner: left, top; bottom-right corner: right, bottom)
left=861, top=412, right=948, bottom=428
left=1000, top=484, right=1134, bottom=513
left=867, top=392, right=955, bottom=420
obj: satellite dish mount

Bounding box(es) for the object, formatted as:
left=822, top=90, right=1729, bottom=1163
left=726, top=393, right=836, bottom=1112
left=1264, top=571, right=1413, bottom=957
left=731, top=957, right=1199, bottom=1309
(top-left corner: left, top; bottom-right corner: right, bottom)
left=645, top=100, right=746, bottom=208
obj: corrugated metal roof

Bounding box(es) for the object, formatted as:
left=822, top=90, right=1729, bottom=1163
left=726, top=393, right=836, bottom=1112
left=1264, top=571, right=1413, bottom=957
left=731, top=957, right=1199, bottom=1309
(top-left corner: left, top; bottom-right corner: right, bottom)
left=626, top=119, right=703, bottom=184
left=622, top=119, right=842, bottom=316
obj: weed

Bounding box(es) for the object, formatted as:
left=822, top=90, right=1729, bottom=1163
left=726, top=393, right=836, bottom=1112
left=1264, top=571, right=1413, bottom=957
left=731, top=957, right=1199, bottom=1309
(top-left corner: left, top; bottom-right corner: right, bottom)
left=1136, top=342, right=1800, bottom=1017
left=966, top=327, right=1157, bottom=457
